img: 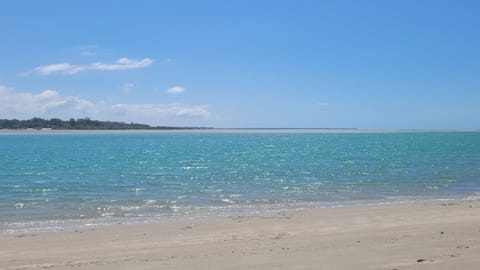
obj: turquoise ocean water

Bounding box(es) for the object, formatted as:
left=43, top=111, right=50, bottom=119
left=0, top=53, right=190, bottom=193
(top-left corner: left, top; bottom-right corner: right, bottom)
left=1, top=131, right=479, bottom=232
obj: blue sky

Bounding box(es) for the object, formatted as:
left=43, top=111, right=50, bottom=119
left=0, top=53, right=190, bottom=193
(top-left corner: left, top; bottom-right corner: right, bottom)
left=0, top=0, right=479, bottom=129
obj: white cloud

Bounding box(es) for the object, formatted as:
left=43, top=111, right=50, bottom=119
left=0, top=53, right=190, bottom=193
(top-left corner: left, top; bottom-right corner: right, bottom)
left=90, top=58, right=153, bottom=71
left=123, top=83, right=135, bottom=93
left=33, top=63, right=85, bottom=75
left=0, top=86, right=96, bottom=118
left=0, top=86, right=211, bottom=125
left=23, top=58, right=153, bottom=76
left=167, top=86, right=186, bottom=94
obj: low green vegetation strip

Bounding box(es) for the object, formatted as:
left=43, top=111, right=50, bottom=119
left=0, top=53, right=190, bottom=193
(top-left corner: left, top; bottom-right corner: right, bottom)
left=0, top=117, right=208, bottom=130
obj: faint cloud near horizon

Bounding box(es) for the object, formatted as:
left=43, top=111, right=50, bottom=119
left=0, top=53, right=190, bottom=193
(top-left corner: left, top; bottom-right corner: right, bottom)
left=0, top=85, right=211, bottom=124
left=21, top=57, right=153, bottom=76
left=166, top=86, right=186, bottom=94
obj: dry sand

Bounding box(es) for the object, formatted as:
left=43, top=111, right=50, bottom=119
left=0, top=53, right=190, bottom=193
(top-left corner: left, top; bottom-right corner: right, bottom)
left=2, top=200, right=480, bottom=270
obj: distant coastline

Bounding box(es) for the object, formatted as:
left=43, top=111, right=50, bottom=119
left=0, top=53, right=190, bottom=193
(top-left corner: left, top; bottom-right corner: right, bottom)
left=1, top=118, right=478, bottom=133
left=1, top=129, right=479, bottom=135
left=0, top=117, right=212, bottom=130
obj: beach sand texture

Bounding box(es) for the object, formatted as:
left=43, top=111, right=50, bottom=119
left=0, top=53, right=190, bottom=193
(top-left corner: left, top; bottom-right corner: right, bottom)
left=2, top=200, right=480, bottom=270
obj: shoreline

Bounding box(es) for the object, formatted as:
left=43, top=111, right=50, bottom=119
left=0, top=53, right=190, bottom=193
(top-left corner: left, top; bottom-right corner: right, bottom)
left=3, top=194, right=479, bottom=234
left=2, top=199, right=480, bottom=269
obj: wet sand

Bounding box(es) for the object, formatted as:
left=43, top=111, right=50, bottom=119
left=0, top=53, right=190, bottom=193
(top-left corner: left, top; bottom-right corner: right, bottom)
left=2, top=200, right=480, bottom=270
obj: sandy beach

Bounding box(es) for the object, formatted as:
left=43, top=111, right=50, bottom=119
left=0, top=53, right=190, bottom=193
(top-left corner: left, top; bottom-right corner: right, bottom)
left=2, top=200, right=480, bottom=270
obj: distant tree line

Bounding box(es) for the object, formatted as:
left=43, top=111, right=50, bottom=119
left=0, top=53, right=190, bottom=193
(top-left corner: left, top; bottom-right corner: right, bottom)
left=0, top=118, right=205, bottom=130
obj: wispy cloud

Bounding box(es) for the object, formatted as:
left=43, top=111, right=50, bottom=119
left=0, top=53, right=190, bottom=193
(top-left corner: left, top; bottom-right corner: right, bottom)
left=167, top=86, right=186, bottom=94
left=74, top=45, right=97, bottom=56
left=314, top=101, right=329, bottom=107
left=89, top=58, right=152, bottom=71
left=22, top=58, right=153, bottom=76
left=31, top=63, right=84, bottom=75
left=80, top=50, right=96, bottom=56
left=122, top=83, right=135, bottom=93
left=111, top=103, right=210, bottom=119
left=0, top=85, right=211, bottom=124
